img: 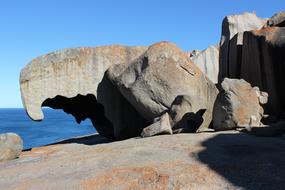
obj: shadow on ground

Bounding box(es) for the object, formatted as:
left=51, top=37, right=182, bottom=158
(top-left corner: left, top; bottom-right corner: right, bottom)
left=23, top=133, right=113, bottom=151
left=197, top=133, right=285, bottom=189
left=51, top=133, right=113, bottom=145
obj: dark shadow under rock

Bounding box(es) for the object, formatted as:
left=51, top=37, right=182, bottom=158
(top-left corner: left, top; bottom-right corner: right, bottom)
left=42, top=94, right=115, bottom=139
left=197, top=133, right=285, bottom=190
left=250, top=121, right=285, bottom=137
left=41, top=73, right=149, bottom=140
left=50, top=133, right=112, bottom=146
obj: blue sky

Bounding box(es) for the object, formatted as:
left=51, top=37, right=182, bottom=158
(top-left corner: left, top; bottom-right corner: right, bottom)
left=0, top=0, right=284, bottom=108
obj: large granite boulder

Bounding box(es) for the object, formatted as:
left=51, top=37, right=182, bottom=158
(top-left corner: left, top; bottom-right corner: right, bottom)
left=219, top=12, right=267, bottom=83
left=0, top=133, right=23, bottom=162
left=190, top=45, right=219, bottom=84
left=20, top=46, right=149, bottom=139
left=108, top=42, right=218, bottom=132
left=213, top=78, right=268, bottom=131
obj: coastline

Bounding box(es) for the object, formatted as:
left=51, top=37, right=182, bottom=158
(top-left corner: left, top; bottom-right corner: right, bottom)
left=0, top=108, right=96, bottom=149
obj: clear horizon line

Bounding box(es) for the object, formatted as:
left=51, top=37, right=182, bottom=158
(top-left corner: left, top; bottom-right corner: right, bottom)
left=0, top=107, right=52, bottom=109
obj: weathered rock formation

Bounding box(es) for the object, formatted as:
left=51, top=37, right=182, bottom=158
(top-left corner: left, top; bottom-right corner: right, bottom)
left=11, top=11, right=285, bottom=189
left=190, top=45, right=219, bottom=84
left=0, top=133, right=23, bottom=162
left=10, top=10, right=285, bottom=190
left=188, top=13, right=268, bottom=85
left=219, top=12, right=267, bottom=83
left=242, top=27, right=285, bottom=117
left=213, top=78, right=268, bottom=131
left=20, top=42, right=219, bottom=139
left=20, top=46, right=149, bottom=139
left=20, top=11, right=285, bottom=140
left=219, top=12, right=285, bottom=118
left=1, top=132, right=285, bottom=189
left=107, top=42, right=218, bottom=132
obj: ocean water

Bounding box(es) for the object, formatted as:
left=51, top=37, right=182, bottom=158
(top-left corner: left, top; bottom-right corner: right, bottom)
left=0, top=108, right=97, bottom=149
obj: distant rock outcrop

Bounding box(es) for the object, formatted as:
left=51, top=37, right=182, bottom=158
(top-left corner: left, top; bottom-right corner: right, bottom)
left=190, top=45, right=219, bottom=84
left=213, top=78, right=268, bottom=131
left=0, top=133, right=23, bottom=162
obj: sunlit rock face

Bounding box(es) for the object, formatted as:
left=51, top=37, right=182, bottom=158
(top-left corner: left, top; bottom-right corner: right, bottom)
left=108, top=42, right=218, bottom=132
left=190, top=44, right=219, bottom=84
left=20, top=42, right=219, bottom=139
left=213, top=78, right=268, bottom=131
left=20, top=46, right=149, bottom=139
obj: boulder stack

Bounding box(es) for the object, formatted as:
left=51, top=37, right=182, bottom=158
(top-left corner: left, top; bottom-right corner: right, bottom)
left=19, top=11, right=285, bottom=139
left=108, top=42, right=218, bottom=133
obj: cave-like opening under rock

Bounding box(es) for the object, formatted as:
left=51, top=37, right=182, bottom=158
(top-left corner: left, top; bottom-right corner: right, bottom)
left=42, top=94, right=115, bottom=139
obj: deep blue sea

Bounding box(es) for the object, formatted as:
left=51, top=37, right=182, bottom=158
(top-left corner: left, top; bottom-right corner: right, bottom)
left=0, top=108, right=97, bottom=149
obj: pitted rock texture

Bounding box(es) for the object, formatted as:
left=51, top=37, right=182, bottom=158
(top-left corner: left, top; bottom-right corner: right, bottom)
left=1, top=132, right=285, bottom=190
left=0, top=133, right=23, bottom=162
left=108, top=42, right=218, bottom=131
left=190, top=45, right=219, bottom=84
left=213, top=78, right=268, bottom=131
left=219, top=12, right=267, bottom=83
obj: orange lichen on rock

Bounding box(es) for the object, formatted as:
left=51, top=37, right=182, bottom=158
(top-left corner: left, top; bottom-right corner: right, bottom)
left=252, top=26, right=281, bottom=42
left=20, top=145, right=59, bottom=159
left=82, top=166, right=170, bottom=190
